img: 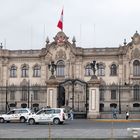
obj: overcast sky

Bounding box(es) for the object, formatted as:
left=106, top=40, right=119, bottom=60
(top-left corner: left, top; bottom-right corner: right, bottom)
left=0, top=0, right=140, bottom=50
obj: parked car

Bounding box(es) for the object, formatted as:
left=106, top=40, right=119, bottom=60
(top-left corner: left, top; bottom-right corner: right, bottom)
left=0, top=108, right=32, bottom=123
left=27, top=108, right=68, bottom=125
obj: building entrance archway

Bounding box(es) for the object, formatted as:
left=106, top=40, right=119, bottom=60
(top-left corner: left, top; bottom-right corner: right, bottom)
left=58, top=79, right=88, bottom=118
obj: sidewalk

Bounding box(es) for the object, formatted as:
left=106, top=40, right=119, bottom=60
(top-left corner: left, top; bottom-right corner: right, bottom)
left=94, top=119, right=140, bottom=122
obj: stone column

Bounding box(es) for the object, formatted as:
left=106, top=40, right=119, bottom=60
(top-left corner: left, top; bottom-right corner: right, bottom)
left=45, top=78, right=59, bottom=108
left=87, top=78, right=100, bottom=119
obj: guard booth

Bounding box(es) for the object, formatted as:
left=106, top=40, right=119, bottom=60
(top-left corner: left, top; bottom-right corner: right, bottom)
left=58, top=79, right=88, bottom=118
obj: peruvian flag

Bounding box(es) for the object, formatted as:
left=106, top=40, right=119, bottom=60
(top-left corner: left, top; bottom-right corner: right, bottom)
left=57, top=9, right=63, bottom=30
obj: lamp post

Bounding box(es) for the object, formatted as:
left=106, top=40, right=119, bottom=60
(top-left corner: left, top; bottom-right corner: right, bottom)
left=48, top=61, right=57, bottom=79
left=5, top=80, right=8, bottom=113
left=27, top=80, right=30, bottom=108
left=31, top=93, right=33, bottom=110
left=118, top=82, right=121, bottom=114
left=90, top=60, right=99, bottom=79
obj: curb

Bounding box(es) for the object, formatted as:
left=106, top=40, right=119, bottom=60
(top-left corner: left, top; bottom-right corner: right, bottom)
left=94, top=119, right=140, bottom=122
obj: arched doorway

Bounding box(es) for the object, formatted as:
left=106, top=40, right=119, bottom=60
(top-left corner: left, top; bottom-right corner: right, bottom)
left=21, top=103, right=27, bottom=108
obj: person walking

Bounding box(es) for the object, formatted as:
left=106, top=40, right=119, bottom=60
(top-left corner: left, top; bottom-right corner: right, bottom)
left=126, top=111, right=129, bottom=120
left=69, top=108, right=74, bottom=120
left=112, top=107, right=117, bottom=119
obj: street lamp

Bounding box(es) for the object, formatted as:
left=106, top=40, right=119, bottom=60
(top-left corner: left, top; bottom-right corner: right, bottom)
left=48, top=61, right=57, bottom=79
left=118, top=83, right=121, bottom=114
left=90, top=60, right=99, bottom=79
left=31, top=93, right=33, bottom=110
left=5, top=80, right=8, bottom=113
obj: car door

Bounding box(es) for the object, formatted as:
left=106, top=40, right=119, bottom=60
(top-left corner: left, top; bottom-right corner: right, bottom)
left=5, top=110, right=15, bottom=121
left=35, top=110, right=47, bottom=123
left=46, top=109, right=54, bottom=122
left=12, top=110, right=20, bottom=121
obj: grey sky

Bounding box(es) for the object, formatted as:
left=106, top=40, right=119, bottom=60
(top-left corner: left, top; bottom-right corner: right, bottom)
left=0, top=0, right=140, bottom=50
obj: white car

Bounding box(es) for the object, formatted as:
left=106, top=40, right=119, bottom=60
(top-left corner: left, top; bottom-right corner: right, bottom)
left=0, top=108, right=32, bottom=123
left=27, top=108, right=68, bottom=125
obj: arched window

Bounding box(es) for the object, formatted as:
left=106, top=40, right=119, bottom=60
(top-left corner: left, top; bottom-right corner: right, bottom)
left=110, top=103, right=117, bottom=108
left=56, top=60, right=65, bottom=76
left=97, top=63, right=105, bottom=76
left=133, top=103, right=140, bottom=107
left=133, top=85, right=140, bottom=101
left=21, top=64, right=29, bottom=77
left=133, top=60, right=140, bottom=76
left=85, top=64, right=93, bottom=76
left=110, top=64, right=117, bottom=76
left=33, top=65, right=41, bottom=77
left=10, top=65, right=17, bottom=77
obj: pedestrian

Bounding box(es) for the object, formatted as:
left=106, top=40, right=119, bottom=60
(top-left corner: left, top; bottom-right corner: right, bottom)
left=126, top=111, right=129, bottom=120
left=112, top=107, right=117, bottom=119
left=69, top=108, right=74, bottom=120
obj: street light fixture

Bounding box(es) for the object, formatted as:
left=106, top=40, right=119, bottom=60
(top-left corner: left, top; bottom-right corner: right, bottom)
left=90, top=60, right=99, bottom=79
left=48, top=61, right=57, bottom=79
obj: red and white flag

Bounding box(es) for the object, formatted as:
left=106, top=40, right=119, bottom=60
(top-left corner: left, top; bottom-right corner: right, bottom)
left=57, top=9, right=63, bottom=30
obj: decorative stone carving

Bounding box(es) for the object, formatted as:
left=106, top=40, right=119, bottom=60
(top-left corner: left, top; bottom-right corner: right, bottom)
left=55, top=49, right=66, bottom=60
left=131, top=31, right=140, bottom=45
left=53, top=31, right=69, bottom=46
left=131, top=48, right=140, bottom=59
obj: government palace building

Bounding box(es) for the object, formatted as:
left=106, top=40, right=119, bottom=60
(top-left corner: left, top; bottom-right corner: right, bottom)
left=0, top=31, right=140, bottom=118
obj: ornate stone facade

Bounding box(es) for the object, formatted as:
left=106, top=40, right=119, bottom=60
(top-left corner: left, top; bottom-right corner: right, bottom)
left=0, top=31, right=140, bottom=117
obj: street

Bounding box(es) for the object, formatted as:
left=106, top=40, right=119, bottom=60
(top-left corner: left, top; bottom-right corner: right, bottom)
left=0, top=119, right=140, bottom=138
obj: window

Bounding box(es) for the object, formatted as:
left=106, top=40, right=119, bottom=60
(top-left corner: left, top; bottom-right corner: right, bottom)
left=133, top=60, right=140, bottom=76
left=33, top=90, right=38, bottom=100
left=10, top=65, right=17, bottom=77
left=133, top=85, right=140, bottom=101
left=21, top=65, right=29, bottom=77
left=110, top=64, right=117, bottom=76
left=97, top=64, right=105, bottom=76
left=99, top=86, right=104, bottom=101
left=85, top=64, right=93, bottom=76
left=111, top=90, right=116, bottom=99
left=56, top=60, right=65, bottom=76
left=21, top=86, right=27, bottom=101
left=133, top=103, right=140, bottom=107
left=33, top=65, right=41, bottom=77
left=10, top=91, right=15, bottom=100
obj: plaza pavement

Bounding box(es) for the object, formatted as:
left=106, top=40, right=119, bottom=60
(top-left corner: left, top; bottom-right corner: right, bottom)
left=0, top=119, right=140, bottom=139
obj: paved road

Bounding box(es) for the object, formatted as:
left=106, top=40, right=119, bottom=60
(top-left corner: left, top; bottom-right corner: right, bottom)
left=0, top=119, right=140, bottom=138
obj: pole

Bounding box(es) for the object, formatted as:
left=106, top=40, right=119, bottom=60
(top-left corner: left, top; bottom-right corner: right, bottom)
left=28, top=80, right=30, bottom=108
left=31, top=94, right=33, bottom=110
left=5, top=81, right=8, bottom=113
left=119, top=83, right=121, bottom=114
left=72, top=81, right=74, bottom=110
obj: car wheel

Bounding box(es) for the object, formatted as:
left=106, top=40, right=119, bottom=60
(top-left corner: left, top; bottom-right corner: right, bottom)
left=53, top=118, right=60, bottom=125
left=20, top=117, right=26, bottom=123
left=28, top=118, right=35, bottom=125
left=0, top=118, right=4, bottom=123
